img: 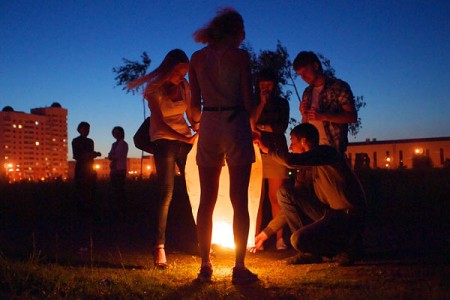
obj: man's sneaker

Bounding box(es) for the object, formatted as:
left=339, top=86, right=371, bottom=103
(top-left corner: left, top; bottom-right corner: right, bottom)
left=231, top=267, right=259, bottom=284
left=276, top=238, right=287, bottom=250
left=196, top=265, right=213, bottom=283
left=286, top=252, right=323, bottom=265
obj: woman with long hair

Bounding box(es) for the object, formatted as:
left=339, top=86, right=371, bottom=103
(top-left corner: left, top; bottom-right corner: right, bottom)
left=128, top=49, right=197, bottom=269
left=189, top=8, right=258, bottom=284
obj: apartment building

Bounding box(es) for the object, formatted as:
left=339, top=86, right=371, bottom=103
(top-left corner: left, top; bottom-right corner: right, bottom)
left=0, top=103, right=68, bottom=182
left=347, top=137, right=450, bottom=170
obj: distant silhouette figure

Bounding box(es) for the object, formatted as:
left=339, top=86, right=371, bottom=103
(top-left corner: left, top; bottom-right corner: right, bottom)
left=71, top=121, right=101, bottom=238
left=189, top=7, right=258, bottom=284
left=253, top=68, right=290, bottom=251
left=108, top=126, right=128, bottom=218
left=128, top=49, right=197, bottom=269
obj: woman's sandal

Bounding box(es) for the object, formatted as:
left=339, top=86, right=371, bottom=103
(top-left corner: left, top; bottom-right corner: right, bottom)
left=153, top=246, right=169, bottom=270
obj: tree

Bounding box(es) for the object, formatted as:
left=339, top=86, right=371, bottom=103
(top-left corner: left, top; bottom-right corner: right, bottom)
left=349, top=95, right=366, bottom=137
left=317, top=53, right=366, bottom=137
left=113, top=52, right=151, bottom=95
left=113, top=52, right=152, bottom=177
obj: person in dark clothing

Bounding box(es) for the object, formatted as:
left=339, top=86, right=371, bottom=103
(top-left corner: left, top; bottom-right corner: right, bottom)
left=252, top=123, right=366, bottom=266
left=108, top=126, right=128, bottom=218
left=71, top=121, right=101, bottom=241
left=253, top=68, right=290, bottom=250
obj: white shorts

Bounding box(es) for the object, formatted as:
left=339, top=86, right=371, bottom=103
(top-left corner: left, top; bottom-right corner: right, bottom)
left=197, top=110, right=255, bottom=167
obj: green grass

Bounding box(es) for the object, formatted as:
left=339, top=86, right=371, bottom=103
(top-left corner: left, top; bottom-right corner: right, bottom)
left=1, top=247, right=449, bottom=299
left=1, top=169, right=449, bottom=299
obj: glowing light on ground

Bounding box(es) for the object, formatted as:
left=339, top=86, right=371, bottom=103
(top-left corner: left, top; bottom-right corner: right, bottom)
left=211, top=220, right=235, bottom=249
left=186, top=139, right=262, bottom=249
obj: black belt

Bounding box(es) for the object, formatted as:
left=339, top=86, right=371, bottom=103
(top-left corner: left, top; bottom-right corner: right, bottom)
left=203, top=106, right=244, bottom=112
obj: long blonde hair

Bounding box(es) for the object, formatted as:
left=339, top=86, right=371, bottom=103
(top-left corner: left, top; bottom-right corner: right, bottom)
left=193, top=7, right=244, bottom=45
left=127, top=49, right=189, bottom=99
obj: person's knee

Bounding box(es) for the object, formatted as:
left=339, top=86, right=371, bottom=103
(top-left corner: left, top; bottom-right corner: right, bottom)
left=290, top=230, right=312, bottom=253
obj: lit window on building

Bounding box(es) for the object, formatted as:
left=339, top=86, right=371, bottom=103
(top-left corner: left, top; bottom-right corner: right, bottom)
left=399, top=150, right=404, bottom=168
left=385, top=151, right=391, bottom=168
left=415, top=148, right=424, bottom=155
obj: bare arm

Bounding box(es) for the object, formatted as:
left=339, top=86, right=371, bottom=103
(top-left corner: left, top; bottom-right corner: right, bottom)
left=240, top=51, right=255, bottom=130
left=252, top=92, right=267, bottom=131
left=188, top=53, right=202, bottom=132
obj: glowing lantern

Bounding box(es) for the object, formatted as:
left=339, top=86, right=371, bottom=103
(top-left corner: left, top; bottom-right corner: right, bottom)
left=185, top=139, right=262, bottom=249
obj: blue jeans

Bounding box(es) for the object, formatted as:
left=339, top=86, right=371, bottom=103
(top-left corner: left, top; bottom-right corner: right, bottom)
left=277, top=184, right=364, bottom=257
left=153, top=139, right=192, bottom=245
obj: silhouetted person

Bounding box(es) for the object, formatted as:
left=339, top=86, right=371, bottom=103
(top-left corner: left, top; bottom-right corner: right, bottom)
left=189, top=7, right=258, bottom=284
left=108, top=126, right=128, bottom=219
left=72, top=121, right=101, bottom=227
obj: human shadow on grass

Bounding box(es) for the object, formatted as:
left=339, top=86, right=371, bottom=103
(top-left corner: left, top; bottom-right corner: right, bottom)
left=162, top=277, right=266, bottom=299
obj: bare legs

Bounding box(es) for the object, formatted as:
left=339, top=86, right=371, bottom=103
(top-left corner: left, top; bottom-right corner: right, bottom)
left=197, top=164, right=252, bottom=267
left=229, top=164, right=251, bottom=266
left=256, top=177, right=285, bottom=248
left=197, top=166, right=221, bottom=265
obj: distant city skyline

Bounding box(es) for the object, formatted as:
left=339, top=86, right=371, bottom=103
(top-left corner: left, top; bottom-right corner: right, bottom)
left=1, top=102, right=448, bottom=183
left=2, top=0, right=449, bottom=159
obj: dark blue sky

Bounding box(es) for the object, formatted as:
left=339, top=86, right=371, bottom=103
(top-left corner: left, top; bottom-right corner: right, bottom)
left=1, top=0, right=449, bottom=159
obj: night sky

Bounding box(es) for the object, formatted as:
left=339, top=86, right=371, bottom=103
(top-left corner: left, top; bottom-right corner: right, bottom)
left=1, top=0, right=449, bottom=159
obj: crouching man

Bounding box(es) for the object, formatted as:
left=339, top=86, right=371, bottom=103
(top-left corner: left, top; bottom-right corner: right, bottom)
left=251, top=123, right=366, bottom=266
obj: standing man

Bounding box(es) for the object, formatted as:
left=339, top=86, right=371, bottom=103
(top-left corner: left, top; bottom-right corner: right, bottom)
left=293, top=51, right=356, bottom=154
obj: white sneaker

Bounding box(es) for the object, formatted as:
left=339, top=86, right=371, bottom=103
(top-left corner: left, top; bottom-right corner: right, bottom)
left=276, top=238, right=287, bottom=250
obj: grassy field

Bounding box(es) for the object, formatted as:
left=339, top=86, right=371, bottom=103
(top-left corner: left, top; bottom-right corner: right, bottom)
left=1, top=169, right=449, bottom=299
